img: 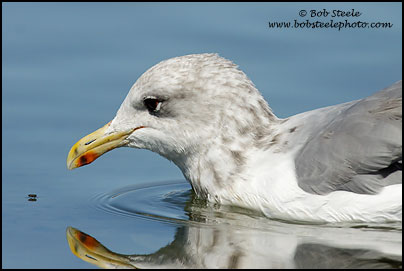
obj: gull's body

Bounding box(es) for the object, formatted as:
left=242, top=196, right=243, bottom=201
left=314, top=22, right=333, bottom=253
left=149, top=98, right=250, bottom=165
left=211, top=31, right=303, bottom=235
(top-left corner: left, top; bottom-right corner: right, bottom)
left=67, top=54, right=402, bottom=223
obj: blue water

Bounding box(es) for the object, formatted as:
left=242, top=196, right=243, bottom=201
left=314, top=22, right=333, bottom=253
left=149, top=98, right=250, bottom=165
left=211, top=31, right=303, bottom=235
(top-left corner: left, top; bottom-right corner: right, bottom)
left=2, top=2, right=402, bottom=268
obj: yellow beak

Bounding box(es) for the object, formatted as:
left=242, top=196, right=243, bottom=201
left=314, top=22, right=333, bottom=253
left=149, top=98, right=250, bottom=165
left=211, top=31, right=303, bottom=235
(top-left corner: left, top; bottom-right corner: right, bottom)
left=66, top=226, right=134, bottom=268
left=66, top=122, right=139, bottom=170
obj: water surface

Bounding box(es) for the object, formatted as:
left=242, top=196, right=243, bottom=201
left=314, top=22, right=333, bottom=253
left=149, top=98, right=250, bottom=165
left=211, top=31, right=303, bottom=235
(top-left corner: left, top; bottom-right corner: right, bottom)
left=67, top=181, right=402, bottom=268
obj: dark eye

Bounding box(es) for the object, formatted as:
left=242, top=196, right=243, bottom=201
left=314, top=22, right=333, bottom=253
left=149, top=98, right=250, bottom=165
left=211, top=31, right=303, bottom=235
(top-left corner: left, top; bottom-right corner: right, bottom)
left=143, top=97, right=161, bottom=112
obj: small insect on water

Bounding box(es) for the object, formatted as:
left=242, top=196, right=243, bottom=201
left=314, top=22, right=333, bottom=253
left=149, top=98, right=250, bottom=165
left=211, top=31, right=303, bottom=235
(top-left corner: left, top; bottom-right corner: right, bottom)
left=27, top=194, right=37, bottom=201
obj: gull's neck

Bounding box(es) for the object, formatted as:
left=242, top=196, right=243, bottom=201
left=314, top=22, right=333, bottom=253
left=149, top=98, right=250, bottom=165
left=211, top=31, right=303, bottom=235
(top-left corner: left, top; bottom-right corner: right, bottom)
left=171, top=102, right=285, bottom=201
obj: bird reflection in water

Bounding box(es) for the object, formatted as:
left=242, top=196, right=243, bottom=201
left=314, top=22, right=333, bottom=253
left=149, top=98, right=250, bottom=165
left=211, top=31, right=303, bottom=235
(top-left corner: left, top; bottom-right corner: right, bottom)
left=66, top=185, right=402, bottom=269
left=66, top=225, right=402, bottom=269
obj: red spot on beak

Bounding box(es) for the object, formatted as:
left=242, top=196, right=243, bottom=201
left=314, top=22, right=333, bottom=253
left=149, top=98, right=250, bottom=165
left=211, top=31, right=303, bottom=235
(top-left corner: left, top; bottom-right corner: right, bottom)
left=77, top=151, right=99, bottom=168
left=76, top=231, right=98, bottom=250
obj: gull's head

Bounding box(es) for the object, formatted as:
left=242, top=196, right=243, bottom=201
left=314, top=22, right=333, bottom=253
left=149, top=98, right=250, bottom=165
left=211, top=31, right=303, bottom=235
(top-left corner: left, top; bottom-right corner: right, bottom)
left=67, top=53, right=277, bottom=170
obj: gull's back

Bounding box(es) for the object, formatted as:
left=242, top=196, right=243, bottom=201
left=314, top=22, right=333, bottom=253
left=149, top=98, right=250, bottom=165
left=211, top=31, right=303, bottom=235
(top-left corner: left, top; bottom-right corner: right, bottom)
left=293, top=81, right=402, bottom=195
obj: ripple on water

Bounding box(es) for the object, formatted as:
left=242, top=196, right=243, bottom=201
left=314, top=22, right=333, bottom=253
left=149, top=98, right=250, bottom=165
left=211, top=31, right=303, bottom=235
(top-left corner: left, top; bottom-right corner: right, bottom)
left=90, top=180, right=190, bottom=222
left=82, top=180, right=402, bottom=269
left=89, top=180, right=402, bottom=233
left=90, top=180, right=266, bottom=228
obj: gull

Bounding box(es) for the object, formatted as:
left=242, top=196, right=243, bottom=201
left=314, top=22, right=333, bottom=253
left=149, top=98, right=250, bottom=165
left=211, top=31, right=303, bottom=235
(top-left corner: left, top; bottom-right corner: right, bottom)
left=67, top=54, right=402, bottom=223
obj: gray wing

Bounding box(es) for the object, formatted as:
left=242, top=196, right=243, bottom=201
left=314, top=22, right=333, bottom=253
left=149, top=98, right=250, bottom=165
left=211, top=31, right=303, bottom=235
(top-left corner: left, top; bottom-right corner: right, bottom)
left=295, top=81, right=402, bottom=195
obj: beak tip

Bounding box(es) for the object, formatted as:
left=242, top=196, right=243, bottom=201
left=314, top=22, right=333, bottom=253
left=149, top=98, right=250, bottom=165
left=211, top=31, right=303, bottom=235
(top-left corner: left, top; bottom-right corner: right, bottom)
left=67, top=159, right=80, bottom=170
left=67, top=156, right=76, bottom=170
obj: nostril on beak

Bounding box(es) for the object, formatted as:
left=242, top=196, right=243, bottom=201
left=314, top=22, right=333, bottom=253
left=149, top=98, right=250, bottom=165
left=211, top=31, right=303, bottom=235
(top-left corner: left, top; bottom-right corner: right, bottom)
left=84, top=139, right=96, bottom=146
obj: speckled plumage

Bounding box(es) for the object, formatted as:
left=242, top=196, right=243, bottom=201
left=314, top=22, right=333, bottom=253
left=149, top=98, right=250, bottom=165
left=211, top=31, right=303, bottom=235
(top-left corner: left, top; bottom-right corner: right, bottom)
left=106, top=53, right=402, bottom=223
